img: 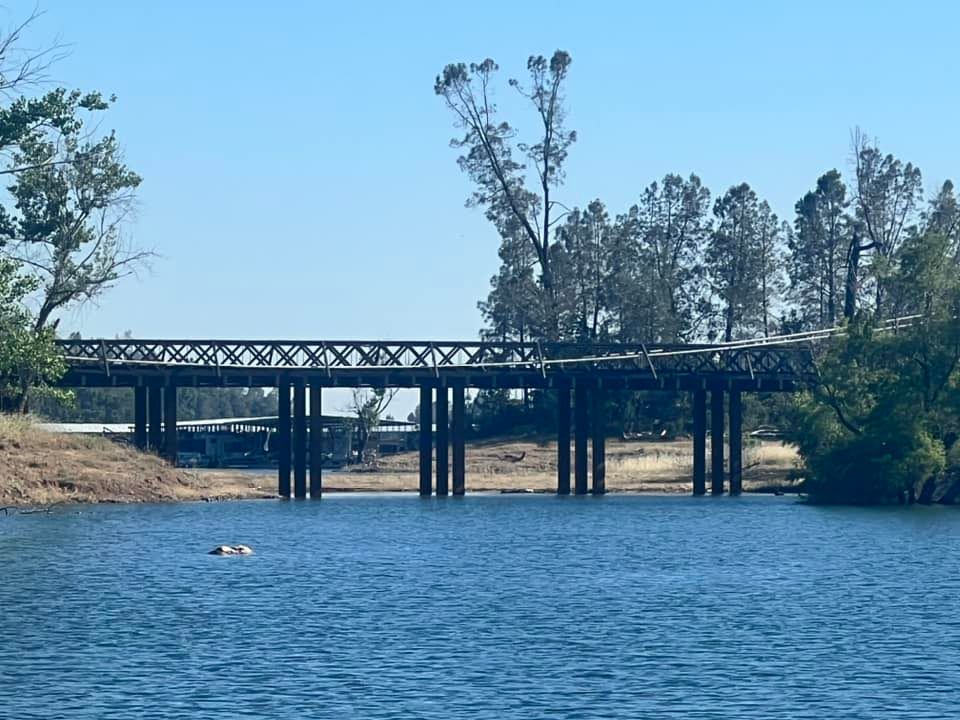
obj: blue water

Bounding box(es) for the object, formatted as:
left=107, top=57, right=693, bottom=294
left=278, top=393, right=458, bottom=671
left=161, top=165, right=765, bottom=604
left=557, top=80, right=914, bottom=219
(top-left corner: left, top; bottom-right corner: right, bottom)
left=1, top=495, right=959, bottom=719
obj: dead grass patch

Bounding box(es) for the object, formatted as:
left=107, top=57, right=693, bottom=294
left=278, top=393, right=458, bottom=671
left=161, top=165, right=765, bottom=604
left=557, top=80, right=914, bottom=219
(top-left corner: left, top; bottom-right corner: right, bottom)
left=0, top=416, right=274, bottom=506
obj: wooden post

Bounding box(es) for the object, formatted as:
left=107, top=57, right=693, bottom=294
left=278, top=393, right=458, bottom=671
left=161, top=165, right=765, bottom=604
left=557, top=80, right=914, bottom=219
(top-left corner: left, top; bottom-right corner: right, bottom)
left=134, top=386, right=147, bottom=450
left=309, top=384, right=322, bottom=498
left=452, top=383, right=466, bottom=495
left=557, top=385, right=571, bottom=495
left=419, top=385, right=433, bottom=497
left=591, top=385, right=606, bottom=495
left=711, top=389, right=724, bottom=495
left=435, top=386, right=449, bottom=496
left=278, top=378, right=291, bottom=498
left=293, top=380, right=307, bottom=499
left=148, top=383, right=162, bottom=452
left=163, top=383, right=178, bottom=465
left=729, top=389, right=743, bottom=495
left=692, top=389, right=707, bottom=496
left=574, top=381, right=589, bottom=495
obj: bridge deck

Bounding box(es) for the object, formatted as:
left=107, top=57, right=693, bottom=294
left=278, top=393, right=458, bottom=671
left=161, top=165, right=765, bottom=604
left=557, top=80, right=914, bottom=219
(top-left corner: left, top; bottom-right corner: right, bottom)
left=56, top=338, right=815, bottom=390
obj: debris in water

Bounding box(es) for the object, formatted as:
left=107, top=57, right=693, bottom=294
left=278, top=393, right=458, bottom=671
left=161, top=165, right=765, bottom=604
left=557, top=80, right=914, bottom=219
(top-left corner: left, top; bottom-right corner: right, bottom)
left=209, top=545, right=254, bottom=556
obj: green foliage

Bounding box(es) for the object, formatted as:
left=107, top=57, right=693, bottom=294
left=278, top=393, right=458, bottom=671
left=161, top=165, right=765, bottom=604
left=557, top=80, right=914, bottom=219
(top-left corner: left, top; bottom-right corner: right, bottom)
left=0, top=14, right=143, bottom=409
left=0, top=258, right=66, bottom=409
left=787, top=383, right=946, bottom=504
left=707, top=183, right=785, bottom=341
left=31, top=387, right=277, bottom=423
left=786, top=236, right=960, bottom=503
left=4, top=94, right=143, bottom=330
left=788, top=170, right=849, bottom=327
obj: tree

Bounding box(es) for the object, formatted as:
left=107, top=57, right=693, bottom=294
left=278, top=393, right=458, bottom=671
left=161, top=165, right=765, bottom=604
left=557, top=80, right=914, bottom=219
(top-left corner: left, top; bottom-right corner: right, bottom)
left=32, top=384, right=277, bottom=423
left=789, top=170, right=850, bottom=327
left=600, top=206, right=644, bottom=342
left=348, top=388, right=397, bottom=464
left=555, top=199, right=608, bottom=341
left=0, top=258, right=64, bottom=410
left=788, top=228, right=960, bottom=503
left=2, top=94, right=144, bottom=332
left=851, top=130, right=923, bottom=316
left=632, top=174, right=711, bottom=341
left=923, top=180, right=960, bottom=266
left=0, top=11, right=123, bottom=412
left=755, top=200, right=785, bottom=337
left=435, top=51, right=575, bottom=335
left=479, top=220, right=543, bottom=343
left=706, top=183, right=783, bottom=341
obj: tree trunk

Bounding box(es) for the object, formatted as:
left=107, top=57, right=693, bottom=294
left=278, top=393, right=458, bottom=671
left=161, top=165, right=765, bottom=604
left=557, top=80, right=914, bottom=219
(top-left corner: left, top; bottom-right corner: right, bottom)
left=356, top=425, right=369, bottom=464
left=539, top=260, right=560, bottom=340
left=844, top=235, right=861, bottom=320
left=827, top=255, right=836, bottom=325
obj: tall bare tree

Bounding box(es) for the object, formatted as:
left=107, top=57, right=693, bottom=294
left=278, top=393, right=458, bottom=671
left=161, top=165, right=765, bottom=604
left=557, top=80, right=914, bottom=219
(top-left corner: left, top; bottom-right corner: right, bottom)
left=435, top=51, right=575, bottom=336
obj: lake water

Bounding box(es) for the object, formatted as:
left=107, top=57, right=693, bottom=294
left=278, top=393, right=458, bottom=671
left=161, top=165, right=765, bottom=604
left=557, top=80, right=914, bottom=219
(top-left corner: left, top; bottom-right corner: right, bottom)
left=1, top=495, right=958, bottom=719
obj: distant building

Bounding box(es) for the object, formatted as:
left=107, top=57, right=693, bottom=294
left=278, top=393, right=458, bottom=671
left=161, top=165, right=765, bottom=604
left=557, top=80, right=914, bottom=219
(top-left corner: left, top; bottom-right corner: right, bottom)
left=37, top=413, right=417, bottom=468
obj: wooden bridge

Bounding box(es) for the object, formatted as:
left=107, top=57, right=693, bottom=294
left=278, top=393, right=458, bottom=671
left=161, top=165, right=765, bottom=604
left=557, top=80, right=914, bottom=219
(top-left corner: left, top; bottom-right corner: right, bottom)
left=55, top=337, right=819, bottom=498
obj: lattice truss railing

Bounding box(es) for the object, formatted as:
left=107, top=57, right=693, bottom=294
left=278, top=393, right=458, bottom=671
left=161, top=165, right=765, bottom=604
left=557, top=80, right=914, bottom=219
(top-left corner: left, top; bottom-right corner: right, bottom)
left=56, top=339, right=817, bottom=379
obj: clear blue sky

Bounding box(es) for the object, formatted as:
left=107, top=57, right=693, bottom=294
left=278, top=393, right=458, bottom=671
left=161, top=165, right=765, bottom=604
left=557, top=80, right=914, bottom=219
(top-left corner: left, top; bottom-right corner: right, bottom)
left=18, top=0, right=958, bottom=341
left=10, top=1, right=960, bottom=416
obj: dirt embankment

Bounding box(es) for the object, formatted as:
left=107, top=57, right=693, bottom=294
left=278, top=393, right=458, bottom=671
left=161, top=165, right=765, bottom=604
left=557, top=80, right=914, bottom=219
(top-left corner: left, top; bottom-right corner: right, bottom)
left=0, top=416, right=272, bottom=507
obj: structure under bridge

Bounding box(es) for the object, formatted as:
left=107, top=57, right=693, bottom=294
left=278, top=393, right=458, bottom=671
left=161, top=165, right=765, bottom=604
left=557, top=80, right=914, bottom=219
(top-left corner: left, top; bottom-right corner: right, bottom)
left=38, top=414, right=416, bottom=469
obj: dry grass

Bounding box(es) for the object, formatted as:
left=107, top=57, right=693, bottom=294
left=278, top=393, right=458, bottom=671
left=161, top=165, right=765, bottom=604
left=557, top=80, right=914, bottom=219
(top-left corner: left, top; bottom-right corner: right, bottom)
left=0, top=415, right=273, bottom=506
left=330, top=436, right=801, bottom=493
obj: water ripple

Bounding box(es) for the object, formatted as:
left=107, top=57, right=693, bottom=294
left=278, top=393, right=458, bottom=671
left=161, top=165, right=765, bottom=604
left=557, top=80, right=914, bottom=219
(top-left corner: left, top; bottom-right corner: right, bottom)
left=1, top=495, right=958, bottom=718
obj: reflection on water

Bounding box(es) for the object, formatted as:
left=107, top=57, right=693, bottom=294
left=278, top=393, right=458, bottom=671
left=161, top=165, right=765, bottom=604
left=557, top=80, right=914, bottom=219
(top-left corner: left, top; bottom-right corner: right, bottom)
left=1, top=495, right=958, bottom=719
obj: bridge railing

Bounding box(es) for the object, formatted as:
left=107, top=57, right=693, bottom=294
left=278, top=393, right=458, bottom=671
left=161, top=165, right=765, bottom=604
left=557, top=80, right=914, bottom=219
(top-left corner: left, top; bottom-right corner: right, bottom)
left=55, top=338, right=818, bottom=379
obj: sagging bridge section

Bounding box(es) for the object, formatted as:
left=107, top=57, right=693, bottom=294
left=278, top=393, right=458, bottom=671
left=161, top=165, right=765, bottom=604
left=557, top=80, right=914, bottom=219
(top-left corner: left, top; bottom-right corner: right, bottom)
left=56, top=337, right=818, bottom=498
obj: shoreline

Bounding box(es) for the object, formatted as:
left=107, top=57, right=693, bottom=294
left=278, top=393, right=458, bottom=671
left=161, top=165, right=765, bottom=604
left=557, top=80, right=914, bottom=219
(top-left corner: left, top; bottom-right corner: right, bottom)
left=1, top=417, right=801, bottom=506
left=0, top=486, right=804, bottom=513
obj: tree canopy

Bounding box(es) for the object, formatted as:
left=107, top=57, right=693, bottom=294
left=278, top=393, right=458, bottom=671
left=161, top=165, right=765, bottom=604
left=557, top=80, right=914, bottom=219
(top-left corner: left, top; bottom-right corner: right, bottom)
left=437, top=51, right=960, bottom=503
left=0, top=13, right=144, bottom=411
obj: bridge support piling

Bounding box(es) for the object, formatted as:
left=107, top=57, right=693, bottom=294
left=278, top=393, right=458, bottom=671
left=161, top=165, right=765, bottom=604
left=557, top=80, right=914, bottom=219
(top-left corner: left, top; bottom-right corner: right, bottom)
left=591, top=385, right=606, bottom=495
left=419, top=385, right=433, bottom=496
left=278, top=379, right=291, bottom=498
left=729, top=389, right=743, bottom=495
left=557, top=385, right=571, bottom=495
left=293, top=381, right=307, bottom=499
left=574, top=382, right=589, bottom=495
left=148, top=384, right=162, bottom=452
left=163, top=383, right=178, bottom=465
left=692, top=389, right=707, bottom=495
left=309, top=384, right=322, bottom=498
left=134, top=386, right=147, bottom=450
left=452, top=384, right=465, bottom=495
left=436, top=386, right=449, bottom=496
left=711, top=389, right=725, bottom=495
